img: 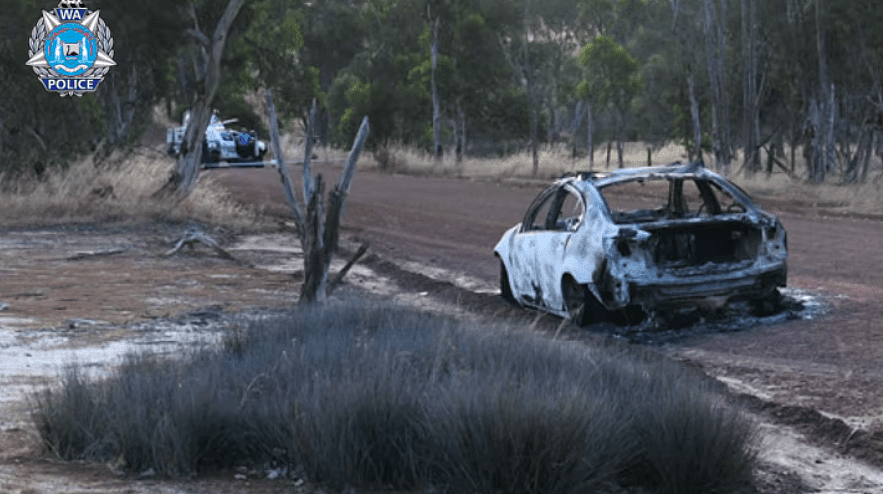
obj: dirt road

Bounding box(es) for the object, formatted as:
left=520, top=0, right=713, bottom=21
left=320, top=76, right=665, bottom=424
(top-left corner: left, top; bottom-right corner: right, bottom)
left=217, top=164, right=883, bottom=464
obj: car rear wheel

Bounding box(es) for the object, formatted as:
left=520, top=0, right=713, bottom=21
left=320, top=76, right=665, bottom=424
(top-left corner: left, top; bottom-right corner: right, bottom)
left=499, top=260, right=516, bottom=304
left=562, top=277, right=604, bottom=326
left=750, top=288, right=783, bottom=316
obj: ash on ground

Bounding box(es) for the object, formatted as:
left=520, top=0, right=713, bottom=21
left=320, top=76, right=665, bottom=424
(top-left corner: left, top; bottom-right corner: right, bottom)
left=597, top=288, right=825, bottom=345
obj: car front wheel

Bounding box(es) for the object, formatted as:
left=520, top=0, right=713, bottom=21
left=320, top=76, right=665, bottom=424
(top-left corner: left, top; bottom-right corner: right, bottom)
left=499, top=260, right=516, bottom=304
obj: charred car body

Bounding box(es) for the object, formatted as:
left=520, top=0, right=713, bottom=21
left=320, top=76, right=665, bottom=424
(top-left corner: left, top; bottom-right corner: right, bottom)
left=494, top=162, right=787, bottom=324
left=167, top=112, right=268, bottom=165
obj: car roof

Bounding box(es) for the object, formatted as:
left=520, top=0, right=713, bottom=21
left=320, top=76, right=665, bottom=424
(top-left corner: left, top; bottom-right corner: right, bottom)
left=561, top=161, right=707, bottom=186
left=558, top=161, right=757, bottom=208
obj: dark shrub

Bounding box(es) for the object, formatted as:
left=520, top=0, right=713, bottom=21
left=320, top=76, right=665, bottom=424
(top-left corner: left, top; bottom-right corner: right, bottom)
left=33, top=302, right=757, bottom=493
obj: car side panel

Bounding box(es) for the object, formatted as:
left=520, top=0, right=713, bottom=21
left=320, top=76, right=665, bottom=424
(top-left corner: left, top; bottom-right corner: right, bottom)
left=560, top=195, right=621, bottom=305
left=515, top=230, right=569, bottom=310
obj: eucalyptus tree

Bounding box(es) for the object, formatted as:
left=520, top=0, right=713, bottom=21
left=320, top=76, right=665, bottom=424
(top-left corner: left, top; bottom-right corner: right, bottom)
left=578, top=35, right=641, bottom=167
left=701, top=0, right=731, bottom=173
left=297, top=0, right=368, bottom=144
left=156, top=0, right=246, bottom=198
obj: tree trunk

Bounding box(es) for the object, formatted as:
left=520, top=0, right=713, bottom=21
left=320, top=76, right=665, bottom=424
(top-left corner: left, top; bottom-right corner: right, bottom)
left=703, top=0, right=723, bottom=171
left=718, top=0, right=731, bottom=171
left=825, top=82, right=836, bottom=176
left=267, top=92, right=370, bottom=304
left=844, top=127, right=866, bottom=183
left=839, top=92, right=851, bottom=178
left=456, top=104, right=465, bottom=164
left=687, top=69, right=703, bottom=162
left=616, top=107, right=625, bottom=168
left=159, top=0, right=245, bottom=198
left=301, top=173, right=327, bottom=303
left=431, top=16, right=442, bottom=162
left=530, top=104, right=539, bottom=175
left=570, top=100, right=583, bottom=160
left=861, top=131, right=875, bottom=182
left=524, top=0, right=539, bottom=176
left=547, top=97, right=558, bottom=143
left=587, top=101, right=594, bottom=169
left=808, top=97, right=824, bottom=182
left=811, top=0, right=832, bottom=182
left=742, top=0, right=760, bottom=172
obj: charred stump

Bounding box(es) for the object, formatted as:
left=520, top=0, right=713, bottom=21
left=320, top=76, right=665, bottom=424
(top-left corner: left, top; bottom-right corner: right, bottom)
left=266, top=91, right=370, bottom=304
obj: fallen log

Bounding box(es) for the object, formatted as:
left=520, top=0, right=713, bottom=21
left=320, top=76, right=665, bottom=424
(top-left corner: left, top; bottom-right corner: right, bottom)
left=67, top=246, right=130, bottom=261
left=164, top=228, right=236, bottom=261
left=328, top=242, right=370, bottom=293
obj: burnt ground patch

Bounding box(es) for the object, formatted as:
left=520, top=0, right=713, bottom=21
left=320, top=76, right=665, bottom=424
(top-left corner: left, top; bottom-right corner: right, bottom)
left=604, top=288, right=824, bottom=346
left=355, top=243, right=825, bottom=347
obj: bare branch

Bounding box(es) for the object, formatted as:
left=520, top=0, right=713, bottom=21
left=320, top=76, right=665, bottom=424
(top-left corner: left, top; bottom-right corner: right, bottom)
left=204, top=0, right=245, bottom=102
left=338, top=116, right=370, bottom=194
left=164, top=228, right=237, bottom=261
left=266, top=90, right=305, bottom=235
left=302, top=99, right=317, bottom=204
left=328, top=243, right=370, bottom=294
left=67, top=246, right=130, bottom=261
left=185, top=27, right=210, bottom=48
left=323, top=116, right=369, bottom=273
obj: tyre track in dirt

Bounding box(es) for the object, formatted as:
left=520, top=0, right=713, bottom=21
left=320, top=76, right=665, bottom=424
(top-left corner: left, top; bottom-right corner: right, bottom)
left=215, top=164, right=883, bottom=469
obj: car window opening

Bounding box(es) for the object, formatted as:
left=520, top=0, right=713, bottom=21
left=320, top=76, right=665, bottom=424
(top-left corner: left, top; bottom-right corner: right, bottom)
left=525, top=187, right=584, bottom=232
left=600, top=178, right=745, bottom=224
left=600, top=178, right=760, bottom=267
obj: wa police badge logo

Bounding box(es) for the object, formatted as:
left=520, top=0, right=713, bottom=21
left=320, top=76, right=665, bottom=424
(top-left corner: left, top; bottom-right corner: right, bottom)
left=25, top=0, right=116, bottom=97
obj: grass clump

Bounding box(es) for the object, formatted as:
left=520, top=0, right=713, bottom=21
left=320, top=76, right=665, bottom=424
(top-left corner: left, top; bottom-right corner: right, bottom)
left=0, top=148, right=261, bottom=227
left=33, top=303, right=757, bottom=493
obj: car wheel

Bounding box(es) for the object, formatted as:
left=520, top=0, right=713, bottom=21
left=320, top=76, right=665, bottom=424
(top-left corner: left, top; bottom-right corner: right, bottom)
left=750, top=288, right=782, bottom=316
left=562, top=277, right=604, bottom=326
left=499, top=260, right=516, bottom=304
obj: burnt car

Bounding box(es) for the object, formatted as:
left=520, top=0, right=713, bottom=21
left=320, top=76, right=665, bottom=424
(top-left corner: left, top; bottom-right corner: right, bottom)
left=494, top=161, right=787, bottom=325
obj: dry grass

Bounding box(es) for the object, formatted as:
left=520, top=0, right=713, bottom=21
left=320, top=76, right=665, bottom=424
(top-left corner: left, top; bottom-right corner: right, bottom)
left=358, top=141, right=687, bottom=179
left=359, top=142, right=883, bottom=215
left=0, top=148, right=262, bottom=228
left=732, top=165, right=883, bottom=214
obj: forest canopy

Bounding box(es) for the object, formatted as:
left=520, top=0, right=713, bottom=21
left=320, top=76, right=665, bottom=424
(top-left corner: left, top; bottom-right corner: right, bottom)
left=2, top=0, right=881, bottom=183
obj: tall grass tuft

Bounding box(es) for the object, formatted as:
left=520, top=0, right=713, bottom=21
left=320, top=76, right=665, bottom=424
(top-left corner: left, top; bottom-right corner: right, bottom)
left=33, top=303, right=758, bottom=493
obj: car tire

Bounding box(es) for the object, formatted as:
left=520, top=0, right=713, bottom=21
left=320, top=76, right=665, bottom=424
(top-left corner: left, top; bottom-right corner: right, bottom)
left=562, top=277, right=605, bottom=326
left=750, top=288, right=782, bottom=316
left=499, top=260, right=516, bottom=305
